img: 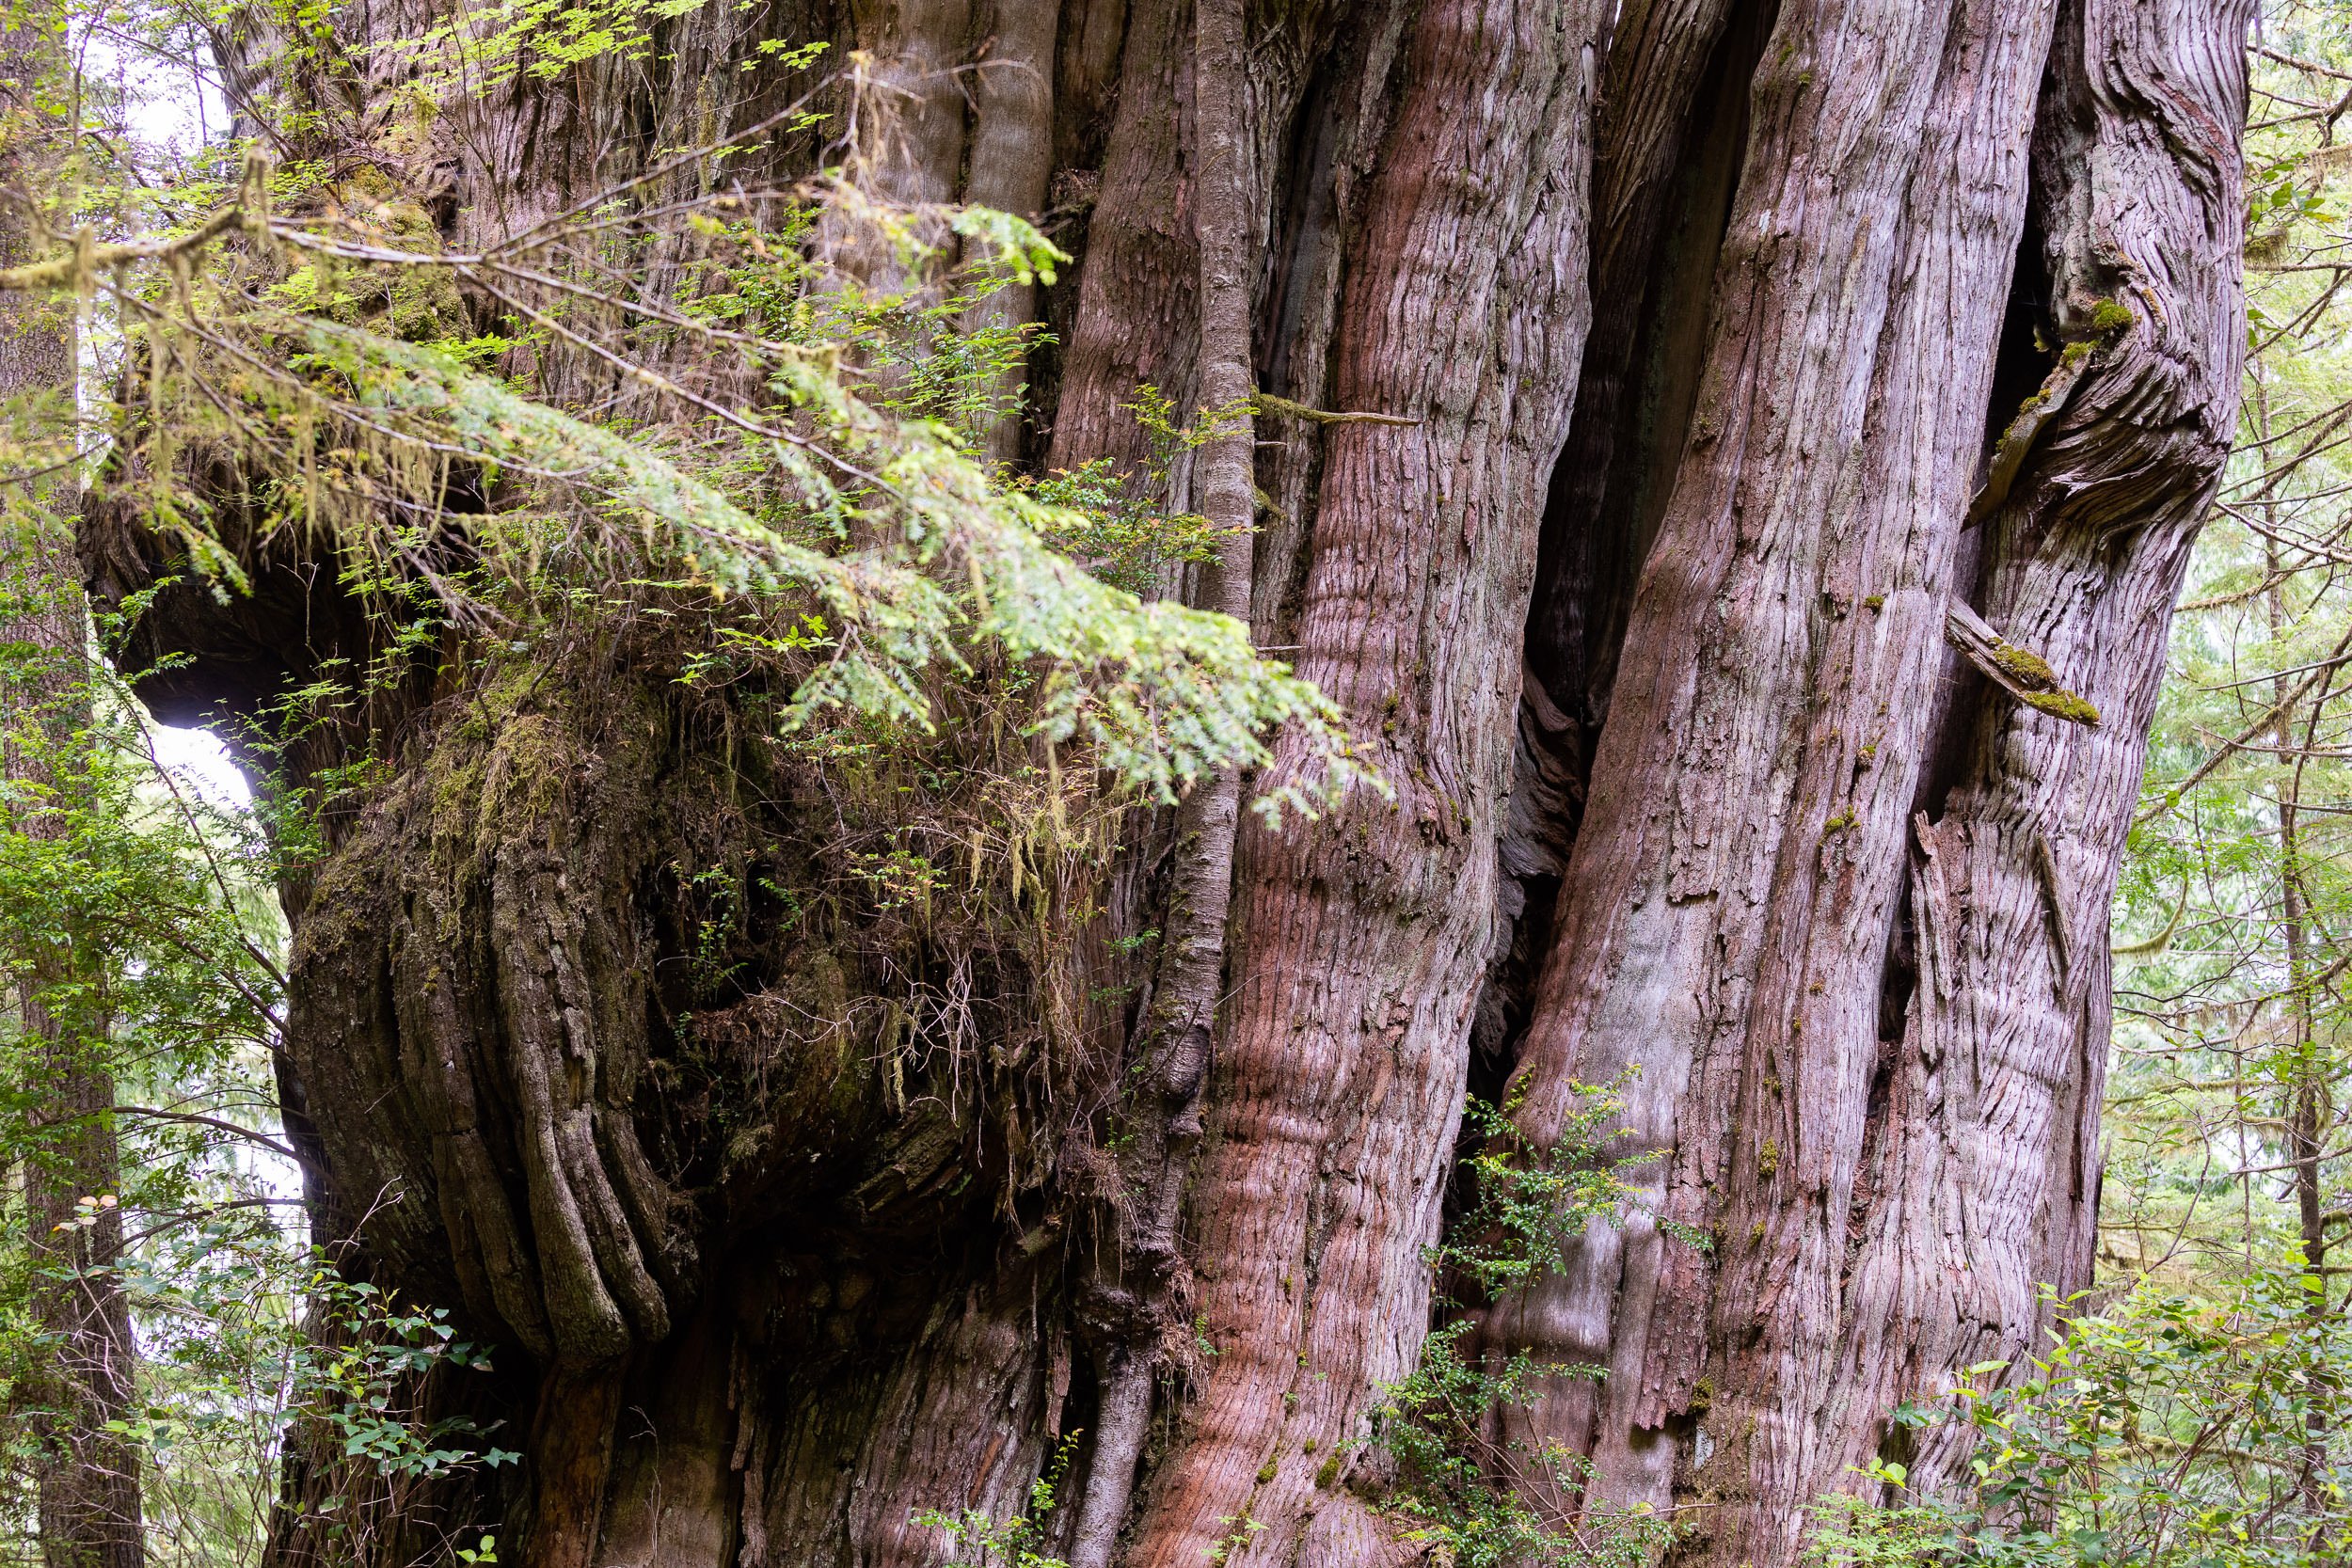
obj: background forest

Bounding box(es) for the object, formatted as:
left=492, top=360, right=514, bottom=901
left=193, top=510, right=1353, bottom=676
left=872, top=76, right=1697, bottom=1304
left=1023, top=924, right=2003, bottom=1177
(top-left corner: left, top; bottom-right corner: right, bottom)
left=0, top=0, right=2340, bottom=1564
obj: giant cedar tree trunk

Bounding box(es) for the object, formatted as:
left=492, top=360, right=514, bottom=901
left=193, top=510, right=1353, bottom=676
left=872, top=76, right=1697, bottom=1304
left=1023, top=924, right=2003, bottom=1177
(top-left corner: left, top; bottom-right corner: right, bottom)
left=76, top=0, right=2248, bottom=1564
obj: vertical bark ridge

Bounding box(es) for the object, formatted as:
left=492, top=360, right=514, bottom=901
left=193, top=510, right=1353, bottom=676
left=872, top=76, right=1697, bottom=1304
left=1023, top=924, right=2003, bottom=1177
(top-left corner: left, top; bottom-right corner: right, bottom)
left=1495, top=1, right=2063, bottom=1560
left=1062, top=2, right=1254, bottom=1560
left=1821, top=0, right=2250, bottom=1508
left=1047, top=0, right=1197, bottom=480
left=1122, top=1, right=1604, bottom=1560
left=961, top=0, right=1061, bottom=460
left=1680, top=7, right=2074, bottom=1560
left=1055, top=8, right=1363, bottom=1559
left=1052, top=0, right=1130, bottom=177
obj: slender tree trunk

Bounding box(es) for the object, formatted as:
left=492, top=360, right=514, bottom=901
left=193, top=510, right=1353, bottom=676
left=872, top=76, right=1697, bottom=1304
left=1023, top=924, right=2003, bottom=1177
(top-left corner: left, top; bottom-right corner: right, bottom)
left=0, top=23, right=143, bottom=1568
left=2264, top=506, right=2335, bottom=1509
left=1063, top=6, right=1253, bottom=1560
left=5, top=527, right=145, bottom=1568
left=75, top=1, right=2253, bottom=1564
left=2269, top=546, right=2325, bottom=1285
left=19, top=998, right=143, bottom=1568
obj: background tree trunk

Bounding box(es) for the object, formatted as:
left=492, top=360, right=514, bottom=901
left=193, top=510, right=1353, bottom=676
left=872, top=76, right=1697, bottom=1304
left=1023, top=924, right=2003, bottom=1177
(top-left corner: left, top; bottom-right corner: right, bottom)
left=3, top=524, right=146, bottom=1568
left=1, top=21, right=145, bottom=1566
left=76, top=0, right=2250, bottom=1563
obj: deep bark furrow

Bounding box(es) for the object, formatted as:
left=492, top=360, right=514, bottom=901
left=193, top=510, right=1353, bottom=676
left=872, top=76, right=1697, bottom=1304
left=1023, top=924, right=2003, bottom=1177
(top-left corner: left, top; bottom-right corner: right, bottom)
left=1495, top=2, right=2069, bottom=1560
left=1522, top=0, right=1746, bottom=723
left=1122, top=2, right=1603, bottom=1560
left=1246, top=12, right=1412, bottom=651
left=1491, top=0, right=1762, bottom=1075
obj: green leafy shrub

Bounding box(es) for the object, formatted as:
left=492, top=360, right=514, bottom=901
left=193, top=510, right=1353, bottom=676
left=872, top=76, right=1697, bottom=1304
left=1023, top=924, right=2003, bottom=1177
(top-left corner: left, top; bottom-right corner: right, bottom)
left=912, top=1456, right=1069, bottom=1568
left=1804, top=1263, right=2352, bottom=1567
left=1377, top=1323, right=1672, bottom=1568
left=1373, top=1073, right=1684, bottom=1565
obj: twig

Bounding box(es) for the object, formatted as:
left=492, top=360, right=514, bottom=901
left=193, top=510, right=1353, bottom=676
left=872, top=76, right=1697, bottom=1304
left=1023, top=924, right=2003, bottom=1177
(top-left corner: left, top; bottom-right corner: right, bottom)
left=1252, top=390, right=1419, bottom=428
left=1945, top=601, right=2101, bottom=726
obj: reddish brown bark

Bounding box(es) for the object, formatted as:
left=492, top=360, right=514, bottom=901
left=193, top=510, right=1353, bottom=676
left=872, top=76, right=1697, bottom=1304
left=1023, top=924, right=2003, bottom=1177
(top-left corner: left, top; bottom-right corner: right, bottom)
left=1820, top=0, right=2250, bottom=1508
left=1122, top=1, right=1604, bottom=1560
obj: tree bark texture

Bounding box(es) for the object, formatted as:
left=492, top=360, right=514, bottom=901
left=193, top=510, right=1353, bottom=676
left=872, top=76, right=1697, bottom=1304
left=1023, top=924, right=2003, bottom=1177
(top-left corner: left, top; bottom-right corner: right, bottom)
left=74, top=0, right=2249, bottom=1564
left=1497, top=0, right=2074, bottom=1536
left=1493, top=4, right=2249, bottom=1567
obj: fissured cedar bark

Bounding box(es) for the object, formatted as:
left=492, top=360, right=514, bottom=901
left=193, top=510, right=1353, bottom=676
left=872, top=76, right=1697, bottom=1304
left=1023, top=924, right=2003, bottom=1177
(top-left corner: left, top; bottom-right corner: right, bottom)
left=1121, top=1, right=1604, bottom=1561
left=1498, top=0, right=2074, bottom=1545
left=82, top=0, right=2249, bottom=1564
